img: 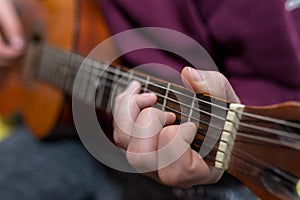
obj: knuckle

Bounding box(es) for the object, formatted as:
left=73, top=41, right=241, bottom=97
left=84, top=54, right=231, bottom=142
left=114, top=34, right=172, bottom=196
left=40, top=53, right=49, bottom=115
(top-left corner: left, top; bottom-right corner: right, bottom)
left=128, top=95, right=137, bottom=105
left=113, top=130, right=122, bottom=145
left=161, top=125, right=178, bottom=134
left=139, top=107, right=158, bottom=119
left=158, top=126, right=179, bottom=147
left=126, top=152, right=147, bottom=170
left=114, top=93, right=124, bottom=105
left=160, top=125, right=179, bottom=139
left=113, top=131, right=128, bottom=149
left=218, top=72, right=230, bottom=86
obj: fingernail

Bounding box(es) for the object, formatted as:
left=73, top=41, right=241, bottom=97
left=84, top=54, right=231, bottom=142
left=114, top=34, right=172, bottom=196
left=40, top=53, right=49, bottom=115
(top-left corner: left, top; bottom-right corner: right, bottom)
left=126, top=80, right=140, bottom=91
left=10, top=37, right=24, bottom=50
left=141, top=92, right=155, bottom=97
left=181, top=121, right=195, bottom=128
left=188, top=67, right=204, bottom=82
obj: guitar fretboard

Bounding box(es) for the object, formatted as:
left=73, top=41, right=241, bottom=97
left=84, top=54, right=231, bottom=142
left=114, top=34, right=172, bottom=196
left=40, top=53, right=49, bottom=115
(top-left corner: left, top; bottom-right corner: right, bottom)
left=28, top=43, right=230, bottom=168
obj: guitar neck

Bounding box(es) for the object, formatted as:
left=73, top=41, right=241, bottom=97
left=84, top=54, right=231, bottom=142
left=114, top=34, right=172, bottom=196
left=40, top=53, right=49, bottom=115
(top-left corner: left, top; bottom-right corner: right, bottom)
left=26, top=43, right=235, bottom=167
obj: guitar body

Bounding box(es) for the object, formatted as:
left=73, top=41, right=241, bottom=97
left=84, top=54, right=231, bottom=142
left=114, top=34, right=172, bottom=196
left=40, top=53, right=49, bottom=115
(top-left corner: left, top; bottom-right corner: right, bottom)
left=0, top=0, right=111, bottom=138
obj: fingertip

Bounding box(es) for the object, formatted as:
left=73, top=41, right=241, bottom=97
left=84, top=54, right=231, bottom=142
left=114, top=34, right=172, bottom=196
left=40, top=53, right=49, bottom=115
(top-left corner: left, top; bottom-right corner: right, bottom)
left=140, top=92, right=157, bottom=105
left=136, top=92, right=157, bottom=109
left=181, top=66, right=192, bottom=81
left=181, top=67, right=208, bottom=94
left=10, top=37, right=24, bottom=51
left=141, top=92, right=157, bottom=99
left=181, top=67, right=194, bottom=91
left=182, top=121, right=197, bottom=130
left=179, top=122, right=197, bottom=143
left=185, top=67, right=204, bottom=82
left=165, top=112, right=176, bottom=125
left=125, top=80, right=141, bottom=93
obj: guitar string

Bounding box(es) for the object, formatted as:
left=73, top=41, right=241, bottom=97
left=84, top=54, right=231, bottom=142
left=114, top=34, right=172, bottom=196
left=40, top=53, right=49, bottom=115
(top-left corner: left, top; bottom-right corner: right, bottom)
left=237, top=132, right=300, bottom=150
left=228, top=137, right=299, bottom=182
left=231, top=134, right=300, bottom=187
left=40, top=44, right=300, bottom=130
left=40, top=46, right=300, bottom=148
left=37, top=47, right=300, bottom=172
left=52, top=64, right=300, bottom=147
left=206, top=131, right=289, bottom=177
left=39, top=59, right=300, bottom=162
left=38, top=49, right=300, bottom=172
left=37, top=47, right=300, bottom=146
left=229, top=145, right=270, bottom=176
left=73, top=53, right=300, bottom=130
left=69, top=60, right=300, bottom=142
left=103, top=77, right=300, bottom=142
left=39, top=45, right=300, bottom=134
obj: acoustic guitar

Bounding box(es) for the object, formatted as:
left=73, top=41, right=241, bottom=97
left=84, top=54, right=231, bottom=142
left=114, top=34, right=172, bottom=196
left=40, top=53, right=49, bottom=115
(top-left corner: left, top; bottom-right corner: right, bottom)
left=0, top=0, right=299, bottom=200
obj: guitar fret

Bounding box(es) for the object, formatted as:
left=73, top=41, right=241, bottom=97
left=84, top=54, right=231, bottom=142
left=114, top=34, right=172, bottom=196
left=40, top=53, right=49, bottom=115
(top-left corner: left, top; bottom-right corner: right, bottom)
left=59, top=51, right=69, bottom=89
left=101, top=68, right=113, bottom=111
left=64, top=52, right=73, bottom=94
left=52, top=49, right=61, bottom=85
left=128, top=70, right=134, bottom=84
left=168, top=84, right=194, bottom=123
left=55, top=51, right=63, bottom=88
left=42, top=48, right=51, bottom=81
left=71, top=53, right=83, bottom=93
left=85, top=59, right=97, bottom=104
left=47, top=49, right=55, bottom=84
left=75, top=55, right=86, bottom=98
left=37, top=47, right=47, bottom=79
left=106, top=66, right=121, bottom=113
left=95, top=63, right=108, bottom=108
left=54, top=50, right=62, bottom=87
left=148, top=78, right=167, bottom=105
left=103, top=68, right=114, bottom=110
left=188, top=93, right=196, bottom=122
left=54, top=50, right=62, bottom=84
left=162, top=83, right=171, bottom=111
left=144, top=75, right=150, bottom=92
left=78, top=66, right=89, bottom=100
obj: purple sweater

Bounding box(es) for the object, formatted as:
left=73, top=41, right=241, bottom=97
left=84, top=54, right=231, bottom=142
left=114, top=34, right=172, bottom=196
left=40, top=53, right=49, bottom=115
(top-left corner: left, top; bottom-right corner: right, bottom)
left=98, top=0, right=300, bottom=106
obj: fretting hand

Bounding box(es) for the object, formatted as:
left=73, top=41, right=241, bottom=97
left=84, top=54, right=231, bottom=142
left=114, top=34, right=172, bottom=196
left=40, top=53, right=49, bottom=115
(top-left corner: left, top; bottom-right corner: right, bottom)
left=113, top=67, right=240, bottom=188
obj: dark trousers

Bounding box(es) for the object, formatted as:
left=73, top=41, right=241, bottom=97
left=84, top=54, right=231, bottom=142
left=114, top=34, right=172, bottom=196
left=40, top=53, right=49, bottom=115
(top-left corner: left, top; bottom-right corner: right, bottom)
left=0, top=127, right=256, bottom=200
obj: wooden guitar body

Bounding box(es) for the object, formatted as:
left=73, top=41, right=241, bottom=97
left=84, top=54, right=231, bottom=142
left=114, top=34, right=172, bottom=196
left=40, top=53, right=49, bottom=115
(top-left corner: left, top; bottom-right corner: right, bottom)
left=0, top=0, right=111, bottom=138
